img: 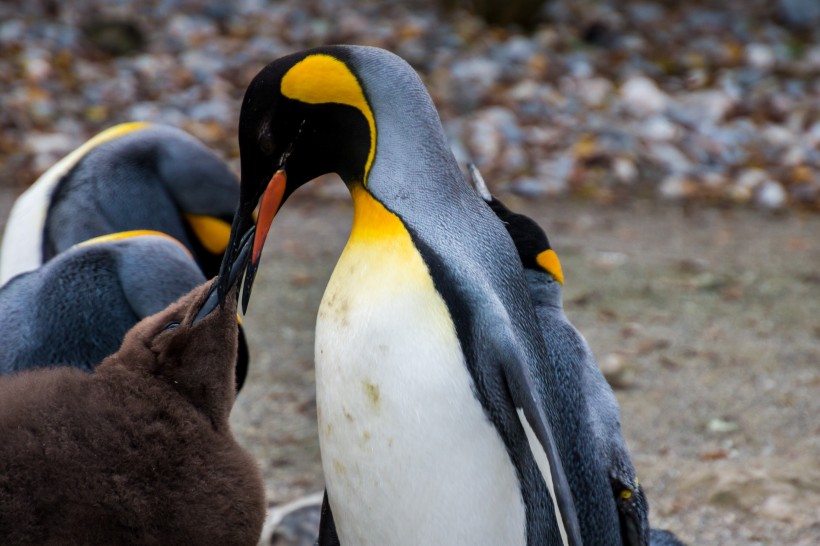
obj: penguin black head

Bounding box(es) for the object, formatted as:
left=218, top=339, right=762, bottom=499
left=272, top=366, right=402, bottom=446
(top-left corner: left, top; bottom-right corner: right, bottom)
left=220, top=46, right=379, bottom=309
left=468, top=164, right=564, bottom=284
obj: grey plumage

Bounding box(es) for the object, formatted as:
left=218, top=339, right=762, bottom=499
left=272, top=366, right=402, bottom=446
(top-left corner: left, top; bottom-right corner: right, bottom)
left=0, top=234, right=204, bottom=375
left=471, top=164, right=686, bottom=546
left=525, top=266, right=646, bottom=545
left=0, top=123, right=239, bottom=282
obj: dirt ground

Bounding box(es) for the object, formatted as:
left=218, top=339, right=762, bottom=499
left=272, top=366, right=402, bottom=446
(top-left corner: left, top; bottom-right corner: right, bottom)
left=226, top=189, right=819, bottom=546
left=2, top=186, right=816, bottom=545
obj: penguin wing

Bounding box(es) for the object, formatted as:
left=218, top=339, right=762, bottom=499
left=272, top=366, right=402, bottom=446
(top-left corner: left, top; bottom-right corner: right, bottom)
left=317, top=490, right=340, bottom=546
left=488, top=322, right=583, bottom=546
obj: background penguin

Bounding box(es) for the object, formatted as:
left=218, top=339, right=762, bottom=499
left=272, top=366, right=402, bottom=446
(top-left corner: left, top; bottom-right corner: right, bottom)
left=0, top=231, right=249, bottom=391
left=0, top=122, right=239, bottom=284
left=468, top=164, right=688, bottom=546
left=0, top=270, right=264, bottom=545
left=218, top=45, right=588, bottom=545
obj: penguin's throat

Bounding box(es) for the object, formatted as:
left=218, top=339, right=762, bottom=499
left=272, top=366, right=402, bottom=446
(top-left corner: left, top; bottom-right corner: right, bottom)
left=347, top=183, right=411, bottom=246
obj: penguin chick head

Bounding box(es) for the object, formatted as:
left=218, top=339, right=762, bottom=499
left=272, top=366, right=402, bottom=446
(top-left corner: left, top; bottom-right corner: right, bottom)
left=219, top=46, right=384, bottom=310
left=113, top=278, right=239, bottom=429
left=467, top=164, right=564, bottom=284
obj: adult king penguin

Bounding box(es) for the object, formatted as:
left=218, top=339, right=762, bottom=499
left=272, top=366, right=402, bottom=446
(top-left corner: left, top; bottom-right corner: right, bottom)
left=0, top=122, right=239, bottom=284
left=218, top=45, right=583, bottom=545
left=469, top=166, right=689, bottom=546
left=469, top=164, right=649, bottom=545
left=0, top=231, right=249, bottom=391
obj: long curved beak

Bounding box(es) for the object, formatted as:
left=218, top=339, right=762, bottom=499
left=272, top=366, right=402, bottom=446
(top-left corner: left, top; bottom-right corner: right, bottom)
left=194, top=226, right=255, bottom=324
left=217, top=169, right=288, bottom=314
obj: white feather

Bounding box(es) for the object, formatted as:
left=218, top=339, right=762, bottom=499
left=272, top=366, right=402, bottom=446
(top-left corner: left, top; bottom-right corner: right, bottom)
left=517, top=408, right=569, bottom=546
left=315, top=234, right=527, bottom=545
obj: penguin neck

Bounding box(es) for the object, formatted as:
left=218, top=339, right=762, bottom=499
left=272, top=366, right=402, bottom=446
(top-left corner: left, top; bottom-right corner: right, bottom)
left=352, top=53, right=467, bottom=214
left=346, top=183, right=409, bottom=246
left=523, top=268, right=565, bottom=312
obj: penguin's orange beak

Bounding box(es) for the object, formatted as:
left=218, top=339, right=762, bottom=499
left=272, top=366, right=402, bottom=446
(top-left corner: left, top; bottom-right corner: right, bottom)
left=235, top=169, right=287, bottom=313
left=251, top=169, right=287, bottom=274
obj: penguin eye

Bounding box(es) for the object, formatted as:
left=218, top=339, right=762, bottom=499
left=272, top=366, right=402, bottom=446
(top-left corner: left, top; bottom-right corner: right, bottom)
left=163, top=321, right=181, bottom=331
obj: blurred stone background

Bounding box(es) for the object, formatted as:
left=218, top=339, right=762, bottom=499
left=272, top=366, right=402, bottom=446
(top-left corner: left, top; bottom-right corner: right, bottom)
left=1, top=1, right=819, bottom=545
left=3, top=0, right=820, bottom=211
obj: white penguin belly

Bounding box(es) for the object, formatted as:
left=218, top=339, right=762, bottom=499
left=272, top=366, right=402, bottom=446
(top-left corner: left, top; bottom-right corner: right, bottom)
left=315, top=192, right=526, bottom=545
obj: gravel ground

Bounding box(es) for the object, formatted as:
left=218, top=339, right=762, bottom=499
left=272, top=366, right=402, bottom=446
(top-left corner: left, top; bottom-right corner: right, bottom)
left=2, top=0, right=820, bottom=210
left=2, top=1, right=820, bottom=544
left=224, top=191, right=820, bottom=546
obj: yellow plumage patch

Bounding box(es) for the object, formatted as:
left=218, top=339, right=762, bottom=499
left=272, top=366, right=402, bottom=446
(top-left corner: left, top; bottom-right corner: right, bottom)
left=347, top=184, right=411, bottom=244
left=184, top=214, right=232, bottom=255
left=76, top=230, right=191, bottom=258
left=84, top=121, right=151, bottom=148
left=281, top=54, right=376, bottom=181
left=536, top=249, right=564, bottom=285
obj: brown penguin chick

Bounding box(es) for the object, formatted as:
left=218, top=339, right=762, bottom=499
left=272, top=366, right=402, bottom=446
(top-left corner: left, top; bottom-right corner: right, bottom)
left=0, top=279, right=265, bottom=546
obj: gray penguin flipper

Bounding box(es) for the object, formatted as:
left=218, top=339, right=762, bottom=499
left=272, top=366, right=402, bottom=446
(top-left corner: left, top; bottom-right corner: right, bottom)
left=491, top=328, right=583, bottom=546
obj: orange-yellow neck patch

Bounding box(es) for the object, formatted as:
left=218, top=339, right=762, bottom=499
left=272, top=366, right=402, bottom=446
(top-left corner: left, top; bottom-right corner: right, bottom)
left=348, top=183, right=409, bottom=245
left=536, top=249, right=564, bottom=285
left=281, top=54, right=376, bottom=182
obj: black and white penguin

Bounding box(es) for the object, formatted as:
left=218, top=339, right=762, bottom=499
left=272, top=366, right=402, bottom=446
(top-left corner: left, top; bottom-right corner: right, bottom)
left=0, top=231, right=249, bottom=390
left=0, top=122, right=239, bottom=284
left=0, top=246, right=265, bottom=545
left=218, top=46, right=586, bottom=545
left=468, top=164, right=648, bottom=545
left=468, top=165, right=688, bottom=546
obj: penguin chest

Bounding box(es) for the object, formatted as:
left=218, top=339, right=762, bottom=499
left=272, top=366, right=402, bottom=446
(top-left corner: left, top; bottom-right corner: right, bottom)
left=314, top=198, right=526, bottom=545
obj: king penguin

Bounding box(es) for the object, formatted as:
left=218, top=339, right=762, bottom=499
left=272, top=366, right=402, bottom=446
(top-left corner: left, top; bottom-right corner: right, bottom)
left=469, top=164, right=648, bottom=545
left=468, top=165, right=689, bottom=546
left=217, top=45, right=586, bottom=545
left=0, top=122, right=239, bottom=284
left=0, top=241, right=265, bottom=545
left=0, top=231, right=249, bottom=391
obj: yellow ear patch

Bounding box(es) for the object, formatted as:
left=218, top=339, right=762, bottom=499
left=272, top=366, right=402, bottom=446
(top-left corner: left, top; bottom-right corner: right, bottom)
left=281, top=54, right=376, bottom=181
left=184, top=214, right=232, bottom=254
left=76, top=230, right=192, bottom=258
left=536, top=249, right=564, bottom=285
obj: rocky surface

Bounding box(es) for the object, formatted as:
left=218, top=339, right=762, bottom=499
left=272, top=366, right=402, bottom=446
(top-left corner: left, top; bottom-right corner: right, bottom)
left=2, top=0, right=820, bottom=211
left=219, top=194, right=818, bottom=546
